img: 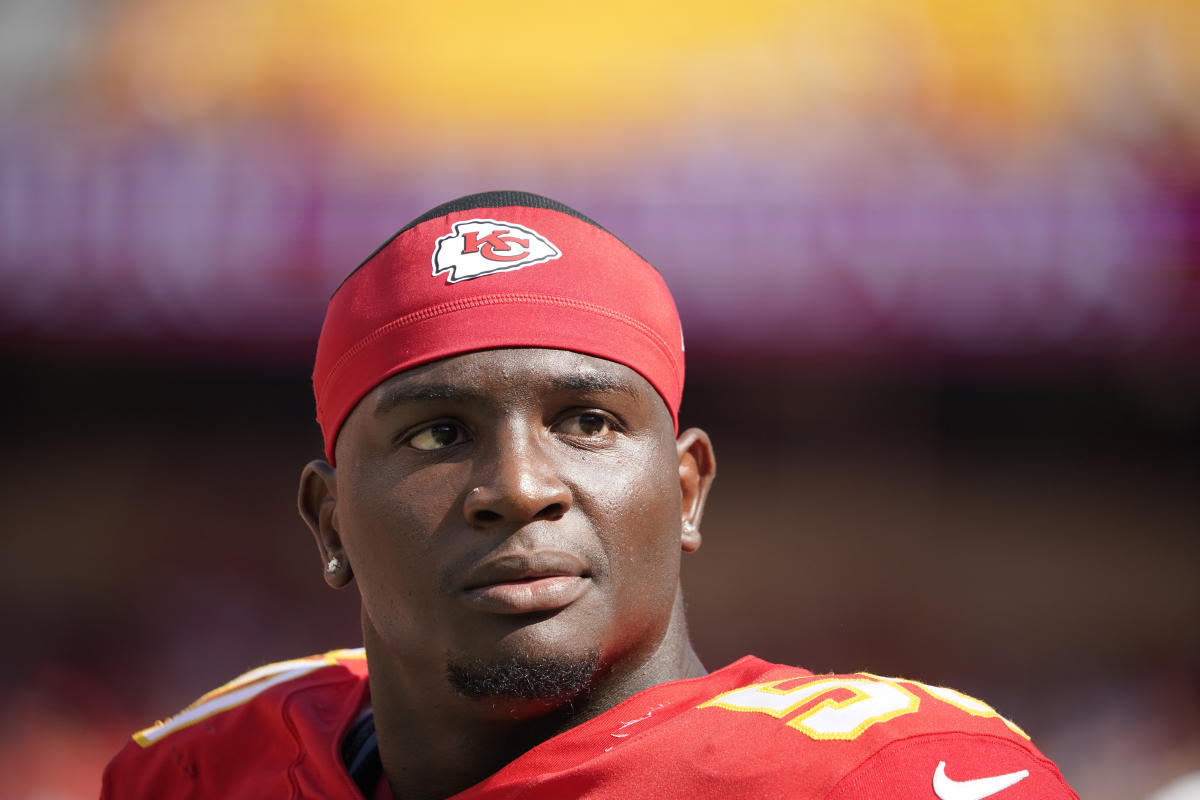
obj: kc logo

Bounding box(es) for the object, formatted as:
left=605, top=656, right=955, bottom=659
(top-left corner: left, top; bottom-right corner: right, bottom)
left=461, top=230, right=530, bottom=262
left=432, top=219, right=561, bottom=283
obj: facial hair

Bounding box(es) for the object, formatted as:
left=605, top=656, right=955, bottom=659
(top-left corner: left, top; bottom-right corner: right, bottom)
left=446, top=650, right=601, bottom=702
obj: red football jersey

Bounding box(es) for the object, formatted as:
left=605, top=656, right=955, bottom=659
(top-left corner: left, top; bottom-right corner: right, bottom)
left=101, top=649, right=1079, bottom=799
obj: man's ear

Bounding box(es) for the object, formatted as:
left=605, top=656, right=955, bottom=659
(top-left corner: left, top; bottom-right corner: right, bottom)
left=676, top=427, right=716, bottom=553
left=298, top=460, right=353, bottom=588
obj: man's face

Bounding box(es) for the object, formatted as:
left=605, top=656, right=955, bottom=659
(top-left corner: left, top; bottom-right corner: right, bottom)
left=322, top=348, right=697, bottom=709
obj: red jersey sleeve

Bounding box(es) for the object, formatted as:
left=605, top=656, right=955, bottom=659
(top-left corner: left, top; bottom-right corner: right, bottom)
left=100, top=650, right=369, bottom=800
left=690, top=667, right=1079, bottom=800
left=825, top=730, right=1074, bottom=800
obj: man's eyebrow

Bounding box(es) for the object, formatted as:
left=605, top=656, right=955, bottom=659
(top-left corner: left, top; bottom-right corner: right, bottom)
left=547, top=372, right=643, bottom=399
left=373, top=372, right=643, bottom=416
left=373, top=383, right=465, bottom=416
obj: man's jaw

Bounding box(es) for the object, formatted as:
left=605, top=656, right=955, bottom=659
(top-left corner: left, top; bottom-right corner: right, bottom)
left=445, top=649, right=602, bottom=705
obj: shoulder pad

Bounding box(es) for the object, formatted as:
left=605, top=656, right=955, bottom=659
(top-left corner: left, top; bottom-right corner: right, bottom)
left=133, top=648, right=366, bottom=747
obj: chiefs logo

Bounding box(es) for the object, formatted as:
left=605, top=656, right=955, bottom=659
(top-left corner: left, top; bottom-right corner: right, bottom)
left=432, top=219, right=561, bottom=283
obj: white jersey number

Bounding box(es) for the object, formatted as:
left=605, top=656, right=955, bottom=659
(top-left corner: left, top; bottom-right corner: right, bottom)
left=700, top=674, right=1026, bottom=741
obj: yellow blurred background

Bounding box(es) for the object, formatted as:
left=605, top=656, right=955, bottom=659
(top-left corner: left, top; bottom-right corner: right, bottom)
left=92, top=0, right=1200, bottom=148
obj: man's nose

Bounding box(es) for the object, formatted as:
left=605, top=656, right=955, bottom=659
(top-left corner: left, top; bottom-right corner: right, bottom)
left=462, top=428, right=572, bottom=528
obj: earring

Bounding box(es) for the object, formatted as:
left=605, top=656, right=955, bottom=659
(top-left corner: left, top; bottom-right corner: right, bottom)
left=325, top=556, right=341, bottom=574
left=683, top=522, right=695, bottom=534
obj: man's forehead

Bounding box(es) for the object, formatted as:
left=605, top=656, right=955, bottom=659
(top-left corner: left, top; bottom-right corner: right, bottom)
left=368, top=348, right=653, bottom=414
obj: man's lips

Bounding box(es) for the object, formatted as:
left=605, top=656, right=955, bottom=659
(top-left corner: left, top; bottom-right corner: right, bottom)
left=458, top=551, right=590, bottom=615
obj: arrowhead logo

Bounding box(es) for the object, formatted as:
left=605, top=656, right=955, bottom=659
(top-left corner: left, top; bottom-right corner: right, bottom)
left=932, top=761, right=1030, bottom=800
left=432, top=219, right=561, bottom=283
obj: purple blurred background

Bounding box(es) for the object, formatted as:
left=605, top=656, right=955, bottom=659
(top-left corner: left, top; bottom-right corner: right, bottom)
left=1, top=2, right=1197, bottom=798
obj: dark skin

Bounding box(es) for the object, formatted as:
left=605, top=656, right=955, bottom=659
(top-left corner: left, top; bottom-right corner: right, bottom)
left=299, top=348, right=716, bottom=800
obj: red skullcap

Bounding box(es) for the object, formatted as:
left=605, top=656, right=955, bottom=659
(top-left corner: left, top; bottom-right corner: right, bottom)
left=313, top=191, right=685, bottom=463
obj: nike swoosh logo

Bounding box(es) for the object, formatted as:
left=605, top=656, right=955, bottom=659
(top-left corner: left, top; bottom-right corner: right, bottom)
left=933, top=761, right=1030, bottom=800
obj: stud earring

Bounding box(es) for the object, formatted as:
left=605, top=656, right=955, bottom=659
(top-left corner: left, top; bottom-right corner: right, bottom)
left=325, top=556, right=341, bottom=574
left=683, top=522, right=695, bottom=534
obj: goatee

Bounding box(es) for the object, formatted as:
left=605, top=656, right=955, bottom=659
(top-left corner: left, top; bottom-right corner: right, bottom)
left=446, top=651, right=601, bottom=702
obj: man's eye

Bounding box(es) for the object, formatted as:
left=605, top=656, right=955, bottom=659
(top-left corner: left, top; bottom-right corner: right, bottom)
left=407, top=422, right=465, bottom=451
left=557, top=412, right=613, bottom=437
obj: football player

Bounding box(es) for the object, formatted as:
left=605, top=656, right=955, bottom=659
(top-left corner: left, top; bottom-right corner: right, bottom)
left=102, top=191, right=1079, bottom=799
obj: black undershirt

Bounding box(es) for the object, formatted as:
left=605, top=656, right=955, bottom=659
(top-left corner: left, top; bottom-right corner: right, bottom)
left=341, top=707, right=382, bottom=797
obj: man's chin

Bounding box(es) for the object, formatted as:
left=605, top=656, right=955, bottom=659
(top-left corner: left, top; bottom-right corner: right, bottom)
left=445, top=649, right=601, bottom=713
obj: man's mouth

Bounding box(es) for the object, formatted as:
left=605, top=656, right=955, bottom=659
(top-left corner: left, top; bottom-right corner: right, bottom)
left=459, top=551, right=591, bottom=614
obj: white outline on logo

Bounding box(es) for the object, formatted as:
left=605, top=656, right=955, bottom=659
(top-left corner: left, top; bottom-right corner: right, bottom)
left=431, top=218, right=562, bottom=283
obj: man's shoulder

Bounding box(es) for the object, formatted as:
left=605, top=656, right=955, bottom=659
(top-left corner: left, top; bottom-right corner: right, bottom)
left=668, top=658, right=1079, bottom=799
left=101, top=648, right=368, bottom=800
left=497, top=657, right=1078, bottom=799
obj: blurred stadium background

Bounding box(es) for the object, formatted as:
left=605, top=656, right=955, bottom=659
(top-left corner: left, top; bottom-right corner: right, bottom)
left=1, top=1, right=1197, bottom=797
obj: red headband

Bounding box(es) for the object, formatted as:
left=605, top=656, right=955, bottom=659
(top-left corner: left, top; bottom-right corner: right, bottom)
left=312, top=192, right=685, bottom=463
